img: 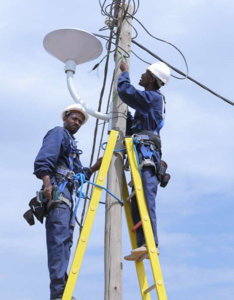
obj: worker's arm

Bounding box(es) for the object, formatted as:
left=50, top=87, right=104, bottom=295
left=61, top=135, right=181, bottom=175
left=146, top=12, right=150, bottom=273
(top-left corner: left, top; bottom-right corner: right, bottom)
left=90, top=157, right=102, bottom=173
left=42, top=175, right=52, bottom=200
left=74, top=155, right=102, bottom=181
left=34, top=127, right=66, bottom=200
left=117, top=67, right=153, bottom=114
left=120, top=61, right=129, bottom=73
left=34, top=127, right=64, bottom=179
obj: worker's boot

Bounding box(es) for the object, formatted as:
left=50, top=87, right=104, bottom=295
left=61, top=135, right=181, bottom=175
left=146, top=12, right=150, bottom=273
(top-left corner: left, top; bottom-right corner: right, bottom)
left=131, top=244, right=160, bottom=258
left=124, top=253, right=139, bottom=261
left=124, top=244, right=147, bottom=261
left=131, top=244, right=147, bottom=256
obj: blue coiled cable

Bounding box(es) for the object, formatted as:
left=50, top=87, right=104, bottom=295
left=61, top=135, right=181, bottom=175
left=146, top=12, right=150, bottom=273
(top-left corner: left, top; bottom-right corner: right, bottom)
left=71, top=173, right=124, bottom=225
left=101, top=142, right=126, bottom=152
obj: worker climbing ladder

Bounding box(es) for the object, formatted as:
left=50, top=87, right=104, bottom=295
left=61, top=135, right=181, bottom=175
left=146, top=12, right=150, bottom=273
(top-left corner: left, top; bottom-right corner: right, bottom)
left=123, top=137, right=167, bottom=300
left=62, top=131, right=167, bottom=300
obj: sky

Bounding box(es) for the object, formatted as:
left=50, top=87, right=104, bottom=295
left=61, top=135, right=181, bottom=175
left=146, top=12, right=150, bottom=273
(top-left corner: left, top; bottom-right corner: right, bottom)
left=0, top=0, right=234, bottom=300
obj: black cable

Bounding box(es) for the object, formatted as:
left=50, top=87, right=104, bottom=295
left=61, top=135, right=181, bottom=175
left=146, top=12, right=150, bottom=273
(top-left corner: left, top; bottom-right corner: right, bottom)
left=125, top=17, right=138, bottom=39
left=109, top=110, right=128, bottom=116
left=99, top=0, right=140, bottom=17
left=80, top=9, right=116, bottom=233
left=131, top=49, right=150, bottom=64
left=126, top=11, right=189, bottom=80
left=132, top=39, right=234, bottom=106
left=94, top=33, right=130, bottom=58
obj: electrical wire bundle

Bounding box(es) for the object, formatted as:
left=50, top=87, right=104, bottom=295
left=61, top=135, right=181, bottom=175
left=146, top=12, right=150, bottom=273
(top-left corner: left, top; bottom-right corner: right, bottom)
left=99, top=1, right=233, bottom=103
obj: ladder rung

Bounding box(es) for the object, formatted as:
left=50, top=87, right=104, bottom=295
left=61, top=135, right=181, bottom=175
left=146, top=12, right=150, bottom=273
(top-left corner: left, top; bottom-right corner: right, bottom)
left=144, top=284, right=156, bottom=294
left=131, top=220, right=142, bottom=232
left=125, top=190, right=135, bottom=202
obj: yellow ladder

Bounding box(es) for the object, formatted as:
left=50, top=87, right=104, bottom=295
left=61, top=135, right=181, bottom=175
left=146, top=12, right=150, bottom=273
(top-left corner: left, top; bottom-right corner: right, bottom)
left=62, top=132, right=167, bottom=300
left=123, top=137, right=167, bottom=300
left=62, top=130, right=119, bottom=300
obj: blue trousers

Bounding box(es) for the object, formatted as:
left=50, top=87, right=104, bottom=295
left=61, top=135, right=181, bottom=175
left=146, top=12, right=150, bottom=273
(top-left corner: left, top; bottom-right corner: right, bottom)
left=131, top=147, right=160, bottom=247
left=46, top=187, right=74, bottom=299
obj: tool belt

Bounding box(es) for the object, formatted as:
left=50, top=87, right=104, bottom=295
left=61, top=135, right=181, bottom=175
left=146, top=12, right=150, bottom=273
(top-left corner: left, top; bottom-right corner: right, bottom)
left=137, top=130, right=162, bottom=151
left=25, top=130, right=78, bottom=226
left=54, top=165, right=75, bottom=181
left=23, top=185, right=72, bottom=226
left=23, top=165, right=76, bottom=226
left=133, top=132, right=161, bottom=162
left=46, top=194, right=72, bottom=214
left=126, top=132, right=170, bottom=188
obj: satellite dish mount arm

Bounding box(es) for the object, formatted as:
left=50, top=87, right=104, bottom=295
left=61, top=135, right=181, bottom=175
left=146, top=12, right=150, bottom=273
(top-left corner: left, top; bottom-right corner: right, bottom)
left=65, top=60, right=109, bottom=121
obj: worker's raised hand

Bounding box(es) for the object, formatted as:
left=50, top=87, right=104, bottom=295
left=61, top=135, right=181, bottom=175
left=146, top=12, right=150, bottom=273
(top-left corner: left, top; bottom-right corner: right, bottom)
left=90, top=157, right=103, bottom=173
left=42, top=175, right=53, bottom=200
left=120, top=61, right=129, bottom=73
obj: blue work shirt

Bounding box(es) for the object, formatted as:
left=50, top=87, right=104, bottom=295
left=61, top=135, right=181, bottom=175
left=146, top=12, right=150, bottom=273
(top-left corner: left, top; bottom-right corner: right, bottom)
left=117, top=71, right=165, bottom=134
left=34, top=126, right=91, bottom=181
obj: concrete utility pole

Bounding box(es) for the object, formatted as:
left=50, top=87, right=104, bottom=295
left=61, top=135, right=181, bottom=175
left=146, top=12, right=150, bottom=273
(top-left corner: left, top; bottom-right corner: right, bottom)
left=104, top=2, right=133, bottom=300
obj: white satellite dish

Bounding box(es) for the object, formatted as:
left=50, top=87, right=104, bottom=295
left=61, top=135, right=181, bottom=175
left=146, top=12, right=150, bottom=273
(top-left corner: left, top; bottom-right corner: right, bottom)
left=43, top=28, right=103, bottom=65
left=43, top=28, right=109, bottom=121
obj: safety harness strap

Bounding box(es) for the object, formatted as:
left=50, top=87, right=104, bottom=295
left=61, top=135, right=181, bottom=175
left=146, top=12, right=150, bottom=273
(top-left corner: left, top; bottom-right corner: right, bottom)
left=140, top=144, right=153, bottom=159
left=55, top=166, right=75, bottom=179
left=58, top=130, right=77, bottom=194
left=133, top=134, right=160, bottom=174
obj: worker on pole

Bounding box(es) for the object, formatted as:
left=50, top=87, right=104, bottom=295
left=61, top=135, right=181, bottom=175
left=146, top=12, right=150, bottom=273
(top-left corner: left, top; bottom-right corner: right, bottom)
left=33, top=104, right=102, bottom=300
left=117, top=61, right=170, bottom=259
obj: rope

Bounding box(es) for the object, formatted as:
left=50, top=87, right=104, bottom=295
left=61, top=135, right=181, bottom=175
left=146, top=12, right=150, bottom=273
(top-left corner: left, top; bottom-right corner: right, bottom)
left=101, top=142, right=126, bottom=152
left=70, top=173, right=85, bottom=226
left=77, top=191, right=106, bottom=205
left=72, top=172, right=124, bottom=224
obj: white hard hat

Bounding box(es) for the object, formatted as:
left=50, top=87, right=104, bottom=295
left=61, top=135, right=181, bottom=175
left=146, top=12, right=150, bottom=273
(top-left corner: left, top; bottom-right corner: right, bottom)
left=147, top=62, right=170, bottom=86
left=61, top=104, right=89, bottom=124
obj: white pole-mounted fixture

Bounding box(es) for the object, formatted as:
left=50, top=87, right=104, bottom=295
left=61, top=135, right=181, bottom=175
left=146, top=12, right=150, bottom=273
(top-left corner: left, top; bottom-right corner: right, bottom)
left=43, top=28, right=109, bottom=121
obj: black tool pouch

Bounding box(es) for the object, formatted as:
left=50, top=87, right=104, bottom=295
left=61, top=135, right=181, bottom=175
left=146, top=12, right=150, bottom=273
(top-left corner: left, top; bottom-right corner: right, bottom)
left=29, top=197, right=45, bottom=224
left=157, top=160, right=171, bottom=188
left=23, top=209, right=35, bottom=226
left=160, top=173, right=171, bottom=188
left=23, top=197, right=46, bottom=226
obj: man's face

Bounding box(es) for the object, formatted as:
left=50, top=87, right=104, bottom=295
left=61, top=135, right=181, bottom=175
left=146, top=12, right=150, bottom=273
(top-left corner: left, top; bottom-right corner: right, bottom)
left=63, top=111, right=85, bottom=134
left=139, top=69, right=154, bottom=87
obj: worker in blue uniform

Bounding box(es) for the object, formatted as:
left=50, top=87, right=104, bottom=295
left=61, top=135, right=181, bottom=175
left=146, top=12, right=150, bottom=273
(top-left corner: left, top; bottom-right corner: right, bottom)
left=117, top=61, right=170, bottom=260
left=34, top=104, right=102, bottom=300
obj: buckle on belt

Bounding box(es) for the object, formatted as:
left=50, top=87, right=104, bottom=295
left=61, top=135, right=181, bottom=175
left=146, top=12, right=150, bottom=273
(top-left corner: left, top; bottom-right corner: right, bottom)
left=65, top=171, right=75, bottom=180
left=140, top=159, right=157, bottom=173
left=132, top=134, right=155, bottom=147
left=132, top=134, right=149, bottom=144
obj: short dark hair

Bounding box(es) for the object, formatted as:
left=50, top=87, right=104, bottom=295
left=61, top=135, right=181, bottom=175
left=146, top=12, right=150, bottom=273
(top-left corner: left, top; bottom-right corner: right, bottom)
left=152, top=77, right=164, bottom=89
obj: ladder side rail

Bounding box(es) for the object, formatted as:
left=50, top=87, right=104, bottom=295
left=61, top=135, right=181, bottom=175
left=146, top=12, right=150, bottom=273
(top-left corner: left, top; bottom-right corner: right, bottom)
left=122, top=173, right=151, bottom=300
left=125, top=138, right=167, bottom=300
left=62, top=130, right=119, bottom=300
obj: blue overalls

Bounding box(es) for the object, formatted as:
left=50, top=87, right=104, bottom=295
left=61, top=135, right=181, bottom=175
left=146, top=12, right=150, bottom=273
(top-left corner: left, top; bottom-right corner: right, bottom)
left=118, top=71, right=166, bottom=247
left=34, top=126, right=92, bottom=299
